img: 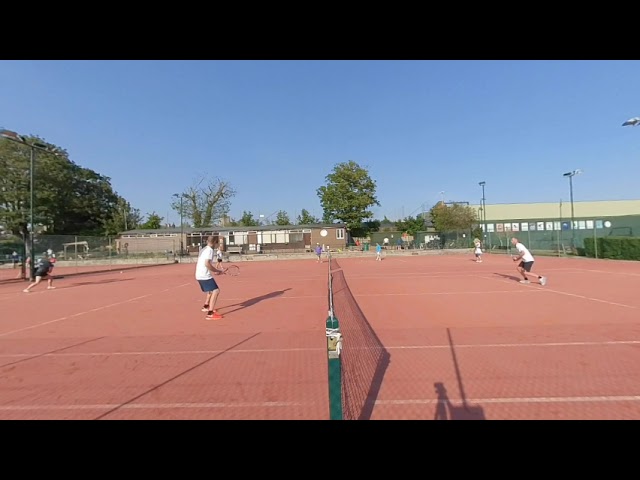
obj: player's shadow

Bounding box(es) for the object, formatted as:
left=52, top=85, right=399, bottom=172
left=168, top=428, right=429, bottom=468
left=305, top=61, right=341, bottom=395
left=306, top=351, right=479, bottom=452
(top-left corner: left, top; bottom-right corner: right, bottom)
left=220, top=288, right=292, bottom=315
left=433, top=382, right=486, bottom=420
left=493, top=272, right=522, bottom=282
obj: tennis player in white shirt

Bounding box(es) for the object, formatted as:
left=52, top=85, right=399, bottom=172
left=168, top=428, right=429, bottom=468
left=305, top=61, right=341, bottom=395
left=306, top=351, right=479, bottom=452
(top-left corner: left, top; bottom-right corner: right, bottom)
left=511, top=237, right=547, bottom=285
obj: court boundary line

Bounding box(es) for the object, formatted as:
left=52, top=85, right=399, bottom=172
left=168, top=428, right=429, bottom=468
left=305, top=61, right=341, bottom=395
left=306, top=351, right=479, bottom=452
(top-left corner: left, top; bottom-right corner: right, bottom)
left=93, top=332, right=262, bottom=420
left=343, top=267, right=578, bottom=280
left=581, top=269, right=640, bottom=278
left=3, top=395, right=640, bottom=412
left=352, top=289, right=542, bottom=297
left=0, top=282, right=191, bottom=338
left=0, top=401, right=311, bottom=411
left=1, top=339, right=638, bottom=359
left=375, top=395, right=640, bottom=406
left=478, top=275, right=637, bottom=309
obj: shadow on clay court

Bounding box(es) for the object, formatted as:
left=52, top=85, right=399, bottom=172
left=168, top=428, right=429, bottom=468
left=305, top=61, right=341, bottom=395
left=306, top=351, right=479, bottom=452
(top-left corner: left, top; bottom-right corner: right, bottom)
left=55, top=277, right=135, bottom=289
left=433, top=382, right=486, bottom=420
left=219, top=288, right=292, bottom=315
left=0, top=336, right=107, bottom=369
left=493, top=272, right=522, bottom=282
left=433, top=328, right=486, bottom=420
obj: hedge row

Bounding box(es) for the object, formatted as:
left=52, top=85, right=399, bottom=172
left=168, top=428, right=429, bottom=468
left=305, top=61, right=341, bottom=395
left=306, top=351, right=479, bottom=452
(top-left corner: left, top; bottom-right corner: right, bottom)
left=583, top=237, right=640, bottom=260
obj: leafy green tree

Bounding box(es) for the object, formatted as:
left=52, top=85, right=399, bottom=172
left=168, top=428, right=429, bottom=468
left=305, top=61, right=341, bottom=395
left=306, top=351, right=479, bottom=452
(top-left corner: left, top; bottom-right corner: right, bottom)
left=240, top=211, right=260, bottom=226
left=1, top=136, right=122, bottom=236
left=275, top=210, right=290, bottom=226
left=141, top=212, right=164, bottom=229
left=104, top=197, right=143, bottom=235
left=296, top=209, right=319, bottom=225
left=363, top=219, right=381, bottom=233
left=316, top=160, right=380, bottom=231
left=429, top=202, right=478, bottom=233
left=172, top=175, right=236, bottom=228
left=395, top=216, right=425, bottom=237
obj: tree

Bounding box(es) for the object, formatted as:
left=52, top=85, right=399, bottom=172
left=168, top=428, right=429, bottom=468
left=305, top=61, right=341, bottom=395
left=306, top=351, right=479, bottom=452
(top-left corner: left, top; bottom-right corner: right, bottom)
left=395, top=216, right=425, bottom=237
left=140, top=212, right=163, bottom=229
left=316, top=160, right=380, bottom=231
left=296, top=209, right=319, bottom=225
left=429, top=202, right=478, bottom=233
left=1, top=136, right=122, bottom=236
left=275, top=210, right=290, bottom=226
left=172, top=175, right=236, bottom=228
left=239, top=211, right=260, bottom=226
left=104, top=196, right=143, bottom=235
left=363, top=219, right=381, bottom=233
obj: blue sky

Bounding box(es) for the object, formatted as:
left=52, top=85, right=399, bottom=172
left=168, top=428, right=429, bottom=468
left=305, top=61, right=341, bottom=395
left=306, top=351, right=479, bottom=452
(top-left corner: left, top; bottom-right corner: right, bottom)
left=1, top=60, right=639, bottom=224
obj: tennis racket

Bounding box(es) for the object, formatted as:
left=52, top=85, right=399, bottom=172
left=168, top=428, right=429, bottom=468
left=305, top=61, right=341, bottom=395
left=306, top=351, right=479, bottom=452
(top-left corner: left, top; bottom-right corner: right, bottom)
left=222, top=265, right=240, bottom=276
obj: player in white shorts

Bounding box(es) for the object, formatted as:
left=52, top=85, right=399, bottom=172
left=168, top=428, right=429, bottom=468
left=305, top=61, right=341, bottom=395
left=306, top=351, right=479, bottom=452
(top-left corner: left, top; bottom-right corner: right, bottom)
left=511, top=237, right=547, bottom=285
left=473, top=238, right=483, bottom=262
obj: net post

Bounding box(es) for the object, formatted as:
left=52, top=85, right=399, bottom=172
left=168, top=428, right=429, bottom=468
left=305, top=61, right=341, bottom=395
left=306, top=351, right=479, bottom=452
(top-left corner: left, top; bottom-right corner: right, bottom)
left=326, top=313, right=343, bottom=420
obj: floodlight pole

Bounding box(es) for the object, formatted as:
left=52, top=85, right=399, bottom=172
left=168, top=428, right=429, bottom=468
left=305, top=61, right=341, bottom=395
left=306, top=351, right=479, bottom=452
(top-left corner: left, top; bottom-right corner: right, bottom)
left=173, top=193, right=185, bottom=256
left=563, top=170, right=581, bottom=250
left=479, top=181, right=489, bottom=249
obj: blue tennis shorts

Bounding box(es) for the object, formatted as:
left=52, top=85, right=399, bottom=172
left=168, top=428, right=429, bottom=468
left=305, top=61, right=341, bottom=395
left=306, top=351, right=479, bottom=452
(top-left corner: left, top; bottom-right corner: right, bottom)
left=197, top=278, right=219, bottom=292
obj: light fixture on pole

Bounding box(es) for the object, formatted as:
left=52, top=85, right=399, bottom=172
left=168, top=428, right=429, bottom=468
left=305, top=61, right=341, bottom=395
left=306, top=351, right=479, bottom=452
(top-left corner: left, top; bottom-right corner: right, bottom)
left=562, top=169, right=582, bottom=250
left=1, top=127, right=64, bottom=280
left=172, top=193, right=185, bottom=257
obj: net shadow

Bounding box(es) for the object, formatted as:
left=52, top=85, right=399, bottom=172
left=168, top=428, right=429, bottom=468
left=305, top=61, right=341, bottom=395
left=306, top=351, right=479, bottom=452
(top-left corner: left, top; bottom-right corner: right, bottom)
left=330, top=259, right=390, bottom=420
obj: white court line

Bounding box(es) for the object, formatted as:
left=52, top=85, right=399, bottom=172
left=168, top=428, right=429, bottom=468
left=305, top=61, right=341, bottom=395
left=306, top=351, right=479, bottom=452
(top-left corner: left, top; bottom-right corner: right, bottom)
left=343, top=267, right=578, bottom=280
left=386, top=340, right=640, bottom=350
left=1, top=339, right=638, bottom=359
left=539, top=287, right=637, bottom=309
left=352, top=289, right=542, bottom=297
left=0, top=347, right=326, bottom=359
left=0, top=401, right=308, bottom=411
left=0, top=282, right=190, bottom=338
left=581, top=269, right=640, bottom=277
left=478, top=275, right=637, bottom=309
left=375, top=395, right=640, bottom=406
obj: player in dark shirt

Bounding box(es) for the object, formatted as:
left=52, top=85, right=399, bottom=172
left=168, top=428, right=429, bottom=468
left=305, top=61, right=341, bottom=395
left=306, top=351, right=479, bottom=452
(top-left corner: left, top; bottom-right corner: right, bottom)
left=23, top=254, right=56, bottom=293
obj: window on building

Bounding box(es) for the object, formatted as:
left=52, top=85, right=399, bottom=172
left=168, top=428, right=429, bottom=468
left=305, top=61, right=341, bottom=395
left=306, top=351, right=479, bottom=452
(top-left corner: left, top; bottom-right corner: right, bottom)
left=336, top=228, right=345, bottom=240
left=290, top=232, right=303, bottom=242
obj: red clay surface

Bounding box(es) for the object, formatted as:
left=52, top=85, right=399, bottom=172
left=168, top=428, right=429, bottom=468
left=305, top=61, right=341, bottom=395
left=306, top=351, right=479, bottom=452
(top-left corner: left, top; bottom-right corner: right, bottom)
left=336, top=253, right=640, bottom=420
left=1, top=252, right=640, bottom=420
left=0, top=260, right=329, bottom=420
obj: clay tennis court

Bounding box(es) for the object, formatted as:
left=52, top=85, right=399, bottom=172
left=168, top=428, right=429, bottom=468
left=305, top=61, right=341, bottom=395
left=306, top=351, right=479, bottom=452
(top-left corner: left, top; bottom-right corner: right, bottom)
left=336, top=253, right=640, bottom=420
left=1, top=253, right=639, bottom=420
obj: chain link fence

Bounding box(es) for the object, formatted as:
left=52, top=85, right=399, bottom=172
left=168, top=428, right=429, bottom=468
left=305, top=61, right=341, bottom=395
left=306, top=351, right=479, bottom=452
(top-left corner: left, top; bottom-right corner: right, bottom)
left=0, top=234, right=178, bottom=283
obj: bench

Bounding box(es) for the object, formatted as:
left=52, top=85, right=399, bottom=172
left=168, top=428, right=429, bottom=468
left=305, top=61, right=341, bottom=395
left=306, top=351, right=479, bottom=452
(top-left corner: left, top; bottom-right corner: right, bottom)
left=226, top=246, right=243, bottom=255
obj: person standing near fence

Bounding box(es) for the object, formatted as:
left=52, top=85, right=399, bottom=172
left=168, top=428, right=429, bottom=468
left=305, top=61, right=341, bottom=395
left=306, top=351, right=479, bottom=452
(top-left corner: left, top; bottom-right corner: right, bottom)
left=511, top=237, right=547, bottom=285
left=22, top=253, right=56, bottom=293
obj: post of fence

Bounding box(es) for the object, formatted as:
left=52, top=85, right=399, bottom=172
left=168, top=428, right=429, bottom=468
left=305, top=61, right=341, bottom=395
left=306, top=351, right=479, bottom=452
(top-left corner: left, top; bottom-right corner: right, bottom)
left=326, top=313, right=343, bottom=420
left=594, top=224, right=598, bottom=259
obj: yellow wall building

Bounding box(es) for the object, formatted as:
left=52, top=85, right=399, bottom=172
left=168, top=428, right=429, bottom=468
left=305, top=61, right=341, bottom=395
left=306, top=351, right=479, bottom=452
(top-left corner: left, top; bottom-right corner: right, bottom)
left=468, top=200, right=640, bottom=251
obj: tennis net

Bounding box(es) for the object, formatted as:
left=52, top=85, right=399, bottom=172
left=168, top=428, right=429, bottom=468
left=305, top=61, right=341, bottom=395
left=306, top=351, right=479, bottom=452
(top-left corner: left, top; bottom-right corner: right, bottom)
left=326, top=252, right=389, bottom=420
